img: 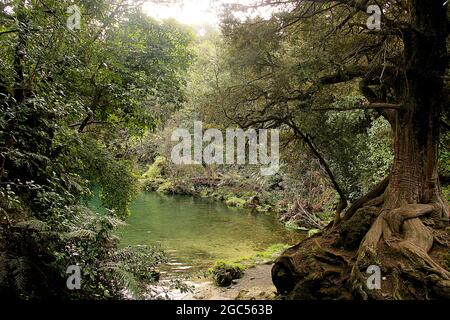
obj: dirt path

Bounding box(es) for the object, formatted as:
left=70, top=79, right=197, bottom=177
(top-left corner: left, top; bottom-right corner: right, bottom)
left=182, top=264, right=277, bottom=300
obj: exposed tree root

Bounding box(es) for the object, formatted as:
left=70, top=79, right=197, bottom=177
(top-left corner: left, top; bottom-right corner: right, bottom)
left=384, top=204, right=434, bottom=235
left=273, top=192, right=450, bottom=300
left=271, top=0, right=450, bottom=300
left=351, top=197, right=450, bottom=298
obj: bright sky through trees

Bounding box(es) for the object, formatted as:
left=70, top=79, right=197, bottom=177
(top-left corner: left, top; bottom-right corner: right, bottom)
left=142, top=0, right=272, bottom=25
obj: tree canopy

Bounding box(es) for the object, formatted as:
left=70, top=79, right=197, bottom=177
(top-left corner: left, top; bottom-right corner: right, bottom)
left=0, top=0, right=449, bottom=301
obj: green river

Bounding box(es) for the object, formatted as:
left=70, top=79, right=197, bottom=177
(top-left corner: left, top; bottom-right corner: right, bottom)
left=113, top=193, right=302, bottom=275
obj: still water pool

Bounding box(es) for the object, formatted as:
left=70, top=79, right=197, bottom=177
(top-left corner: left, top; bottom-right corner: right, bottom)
left=115, top=193, right=302, bottom=274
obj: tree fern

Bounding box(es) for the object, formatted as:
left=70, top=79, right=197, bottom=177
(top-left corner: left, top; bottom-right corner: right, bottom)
left=101, top=264, right=141, bottom=299
left=63, top=229, right=97, bottom=240
left=14, top=219, right=49, bottom=232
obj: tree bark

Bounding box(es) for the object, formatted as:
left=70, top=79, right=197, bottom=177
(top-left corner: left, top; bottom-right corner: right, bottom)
left=381, top=0, right=448, bottom=217
left=272, top=1, right=450, bottom=299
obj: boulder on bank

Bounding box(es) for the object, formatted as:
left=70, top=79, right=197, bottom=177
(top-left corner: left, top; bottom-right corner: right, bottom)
left=211, top=261, right=244, bottom=287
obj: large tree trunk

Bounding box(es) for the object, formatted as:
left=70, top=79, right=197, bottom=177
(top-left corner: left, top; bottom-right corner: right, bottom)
left=272, top=1, right=450, bottom=299
left=387, top=0, right=448, bottom=214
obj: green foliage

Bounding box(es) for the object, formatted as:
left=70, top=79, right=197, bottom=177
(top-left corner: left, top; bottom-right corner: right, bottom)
left=307, top=229, right=321, bottom=237
left=100, top=245, right=167, bottom=298
left=198, top=5, right=397, bottom=205
left=439, top=132, right=450, bottom=202
left=285, top=220, right=304, bottom=231
left=212, top=243, right=292, bottom=272
left=60, top=207, right=166, bottom=299
left=0, top=0, right=192, bottom=299
left=253, top=243, right=290, bottom=262
left=225, top=196, right=247, bottom=208
left=443, top=185, right=450, bottom=202
left=77, top=137, right=138, bottom=219
left=439, top=133, right=450, bottom=181
left=358, top=118, right=394, bottom=193
left=143, top=156, right=168, bottom=180
left=1, top=0, right=446, bottom=301
left=140, top=157, right=195, bottom=194
left=156, top=180, right=175, bottom=194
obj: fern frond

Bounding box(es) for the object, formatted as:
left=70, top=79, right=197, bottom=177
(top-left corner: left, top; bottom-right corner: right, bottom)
left=9, top=256, right=29, bottom=293
left=102, top=215, right=126, bottom=228
left=63, top=229, right=96, bottom=240
left=14, top=219, right=49, bottom=232
left=102, top=265, right=141, bottom=298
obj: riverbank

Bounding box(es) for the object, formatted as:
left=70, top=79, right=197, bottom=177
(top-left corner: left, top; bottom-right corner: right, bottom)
left=180, top=244, right=294, bottom=300
left=182, top=263, right=277, bottom=300
left=116, top=192, right=304, bottom=300
left=139, top=156, right=336, bottom=231
left=148, top=244, right=293, bottom=300
left=144, top=263, right=278, bottom=300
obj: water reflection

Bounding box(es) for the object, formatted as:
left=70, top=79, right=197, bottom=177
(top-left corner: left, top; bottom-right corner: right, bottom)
left=116, top=193, right=303, bottom=274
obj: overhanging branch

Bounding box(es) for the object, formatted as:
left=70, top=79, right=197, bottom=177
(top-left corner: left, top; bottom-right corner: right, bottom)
left=287, top=119, right=348, bottom=222
left=311, top=103, right=401, bottom=112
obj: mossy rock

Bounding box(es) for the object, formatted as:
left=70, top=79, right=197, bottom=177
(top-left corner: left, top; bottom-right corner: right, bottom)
left=142, top=156, right=167, bottom=179
left=225, top=197, right=247, bottom=208
left=210, top=261, right=244, bottom=287
left=142, top=177, right=166, bottom=192
left=155, top=179, right=194, bottom=195
left=156, top=180, right=174, bottom=194
left=254, top=243, right=291, bottom=263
